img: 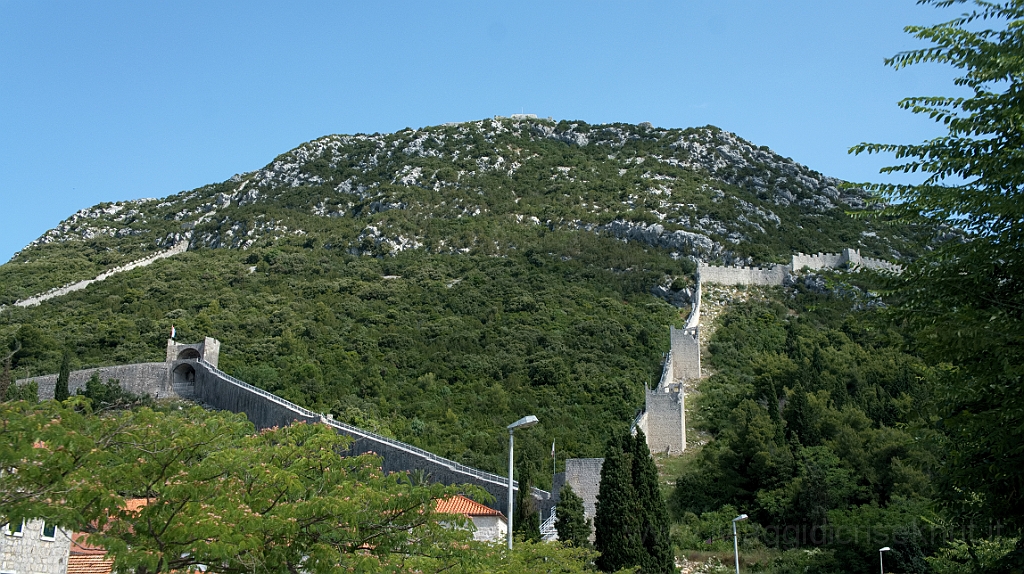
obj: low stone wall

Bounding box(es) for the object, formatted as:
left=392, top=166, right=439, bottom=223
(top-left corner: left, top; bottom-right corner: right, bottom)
left=17, top=363, right=172, bottom=401
left=12, top=243, right=187, bottom=309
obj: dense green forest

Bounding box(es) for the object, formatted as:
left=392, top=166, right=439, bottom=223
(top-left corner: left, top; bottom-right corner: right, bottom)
left=670, top=282, right=949, bottom=573
left=1, top=229, right=691, bottom=485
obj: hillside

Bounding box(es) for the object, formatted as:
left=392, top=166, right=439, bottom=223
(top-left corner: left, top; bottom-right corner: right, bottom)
left=0, top=117, right=922, bottom=485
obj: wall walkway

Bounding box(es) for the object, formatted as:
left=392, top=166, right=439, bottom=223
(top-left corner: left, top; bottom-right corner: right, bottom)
left=188, top=359, right=550, bottom=515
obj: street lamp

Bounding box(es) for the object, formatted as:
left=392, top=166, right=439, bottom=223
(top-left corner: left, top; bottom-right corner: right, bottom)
left=507, top=415, right=539, bottom=550
left=732, top=514, right=748, bottom=574
left=879, top=547, right=891, bottom=574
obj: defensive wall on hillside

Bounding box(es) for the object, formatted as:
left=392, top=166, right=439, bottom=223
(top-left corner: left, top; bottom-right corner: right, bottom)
left=17, top=337, right=550, bottom=518
left=11, top=244, right=900, bottom=534
left=4, top=243, right=188, bottom=311
left=697, top=247, right=901, bottom=287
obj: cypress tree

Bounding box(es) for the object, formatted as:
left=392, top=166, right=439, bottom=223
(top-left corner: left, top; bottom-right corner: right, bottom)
left=54, top=349, right=71, bottom=402
left=594, top=434, right=643, bottom=572
left=555, top=482, right=591, bottom=548
left=1, top=340, right=21, bottom=402
left=513, top=465, right=541, bottom=542
left=630, top=430, right=674, bottom=574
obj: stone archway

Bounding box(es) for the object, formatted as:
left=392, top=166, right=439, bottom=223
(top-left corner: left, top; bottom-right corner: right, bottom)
left=176, top=348, right=202, bottom=361
left=172, top=363, right=197, bottom=399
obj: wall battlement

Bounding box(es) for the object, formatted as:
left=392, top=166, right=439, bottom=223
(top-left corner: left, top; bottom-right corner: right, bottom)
left=700, top=247, right=902, bottom=287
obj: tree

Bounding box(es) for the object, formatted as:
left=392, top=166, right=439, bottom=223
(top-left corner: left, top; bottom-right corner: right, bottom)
left=594, top=433, right=643, bottom=572
left=513, top=464, right=541, bottom=543
left=851, top=0, right=1024, bottom=542
left=77, top=373, right=153, bottom=410
left=630, top=430, right=674, bottom=574
left=0, top=340, right=20, bottom=401
left=0, top=400, right=488, bottom=574
left=554, top=483, right=591, bottom=548
left=54, top=349, right=71, bottom=402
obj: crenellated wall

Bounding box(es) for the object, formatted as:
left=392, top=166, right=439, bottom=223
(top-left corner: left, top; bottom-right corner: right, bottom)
left=700, top=247, right=902, bottom=287
left=697, top=262, right=789, bottom=286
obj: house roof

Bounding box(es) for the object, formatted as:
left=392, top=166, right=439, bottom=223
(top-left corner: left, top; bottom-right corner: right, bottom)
left=71, top=498, right=150, bottom=555
left=66, top=554, right=114, bottom=574
left=435, top=495, right=505, bottom=518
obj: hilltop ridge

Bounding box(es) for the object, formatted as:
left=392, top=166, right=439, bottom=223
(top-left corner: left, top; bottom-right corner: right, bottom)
left=2, top=118, right=917, bottom=305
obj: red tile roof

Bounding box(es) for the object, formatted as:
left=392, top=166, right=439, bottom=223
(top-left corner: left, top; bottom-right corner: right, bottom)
left=435, top=495, right=505, bottom=518
left=66, top=554, right=113, bottom=574
left=71, top=498, right=150, bottom=555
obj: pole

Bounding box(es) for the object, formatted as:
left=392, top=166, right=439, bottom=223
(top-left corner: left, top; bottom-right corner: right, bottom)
left=733, top=519, right=740, bottom=574
left=507, top=429, right=514, bottom=550
left=879, top=550, right=883, bottom=574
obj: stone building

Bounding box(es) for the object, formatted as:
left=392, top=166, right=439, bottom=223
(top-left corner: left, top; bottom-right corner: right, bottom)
left=0, top=519, right=72, bottom=574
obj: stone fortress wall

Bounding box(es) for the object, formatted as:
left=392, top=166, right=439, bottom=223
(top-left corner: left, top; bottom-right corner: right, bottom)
left=698, top=247, right=901, bottom=288
left=18, top=337, right=550, bottom=518
left=11, top=245, right=900, bottom=538
left=2, top=242, right=188, bottom=312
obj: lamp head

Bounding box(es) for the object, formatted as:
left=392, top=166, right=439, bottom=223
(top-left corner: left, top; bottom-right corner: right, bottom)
left=733, top=514, right=748, bottom=522
left=880, top=547, right=891, bottom=552
left=508, top=415, right=539, bottom=431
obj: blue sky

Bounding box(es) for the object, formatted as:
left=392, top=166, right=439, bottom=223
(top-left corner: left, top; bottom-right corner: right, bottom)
left=0, top=1, right=965, bottom=263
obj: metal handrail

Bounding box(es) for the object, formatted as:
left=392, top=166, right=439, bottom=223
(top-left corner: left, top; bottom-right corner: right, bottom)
left=540, top=512, right=557, bottom=535
left=196, top=359, right=551, bottom=496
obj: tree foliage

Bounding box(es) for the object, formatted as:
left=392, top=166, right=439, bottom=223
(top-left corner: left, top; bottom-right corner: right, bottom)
left=54, top=348, right=70, bottom=402
left=513, top=464, right=541, bottom=543
left=555, top=483, right=591, bottom=548
left=629, top=430, right=673, bottom=573
left=595, top=433, right=643, bottom=572
left=850, top=0, right=1024, bottom=539
left=595, top=431, right=671, bottom=573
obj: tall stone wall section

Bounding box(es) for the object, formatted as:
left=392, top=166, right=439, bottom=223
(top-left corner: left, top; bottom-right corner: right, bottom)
left=17, top=363, right=173, bottom=401
left=189, top=360, right=549, bottom=516
left=560, top=458, right=604, bottom=523
left=670, top=326, right=700, bottom=381
left=697, top=262, right=788, bottom=286
left=644, top=388, right=684, bottom=455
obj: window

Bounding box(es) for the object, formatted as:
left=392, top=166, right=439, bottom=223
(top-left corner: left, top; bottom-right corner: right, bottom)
left=40, top=522, right=55, bottom=541
left=1, top=520, right=22, bottom=537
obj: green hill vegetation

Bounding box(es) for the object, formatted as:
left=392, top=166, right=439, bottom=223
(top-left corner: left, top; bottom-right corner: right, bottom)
left=0, top=118, right=919, bottom=487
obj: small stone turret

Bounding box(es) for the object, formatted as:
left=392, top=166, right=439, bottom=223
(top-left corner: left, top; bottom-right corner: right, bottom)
left=166, top=337, right=220, bottom=367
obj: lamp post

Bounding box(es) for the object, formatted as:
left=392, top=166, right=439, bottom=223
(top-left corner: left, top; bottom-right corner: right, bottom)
left=732, top=514, right=748, bottom=574
left=879, top=547, right=891, bottom=574
left=507, top=415, right=539, bottom=550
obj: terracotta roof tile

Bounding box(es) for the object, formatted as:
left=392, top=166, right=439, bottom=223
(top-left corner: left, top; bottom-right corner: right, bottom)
left=435, top=495, right=505, bottom=518
left=71, top=498, right=150, bottom=555
left=67, top=554, right=113, bottom=574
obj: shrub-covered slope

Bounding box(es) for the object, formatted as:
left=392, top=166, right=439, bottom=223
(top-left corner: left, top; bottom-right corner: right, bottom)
left=0, top=118, right=922, bottom=484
